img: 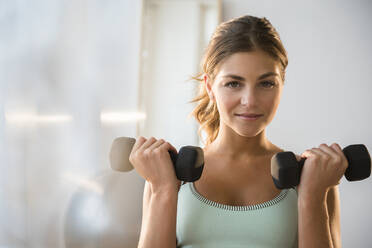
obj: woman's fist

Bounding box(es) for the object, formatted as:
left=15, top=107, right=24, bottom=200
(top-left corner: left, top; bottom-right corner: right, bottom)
left=297, top=143, right=348, bottom=197
left=129, top=136, right=181, bottom=193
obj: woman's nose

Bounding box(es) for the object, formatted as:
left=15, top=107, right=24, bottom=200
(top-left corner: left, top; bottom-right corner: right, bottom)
left=240, top=90, right=257, bottom=106
left=241, top=95, right=248, bottom=105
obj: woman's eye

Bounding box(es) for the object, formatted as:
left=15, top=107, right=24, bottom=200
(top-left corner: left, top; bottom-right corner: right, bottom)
left=260, top=81, right=276, bottom=88
left=225, top=81, right=240, bottom=88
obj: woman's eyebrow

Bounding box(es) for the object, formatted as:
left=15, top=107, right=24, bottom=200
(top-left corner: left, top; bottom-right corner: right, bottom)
left=257, top=72, right=279, bottom=80
left=222, top=74, right=245, bottom=81
left=222, top=72, right=279, bottom=81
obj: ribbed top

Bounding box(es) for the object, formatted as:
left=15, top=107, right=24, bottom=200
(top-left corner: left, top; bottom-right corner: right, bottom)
left=189, top=182, right=289, bottom=211
left=176, top=182, right=299, bottom=247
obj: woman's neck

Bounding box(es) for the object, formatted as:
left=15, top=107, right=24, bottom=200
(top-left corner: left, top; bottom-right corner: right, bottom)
left=204, top=127, right=279, bottom=160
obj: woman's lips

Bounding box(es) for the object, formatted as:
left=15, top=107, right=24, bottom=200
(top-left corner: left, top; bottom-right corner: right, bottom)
left=235, top=114, right=263, bottom=120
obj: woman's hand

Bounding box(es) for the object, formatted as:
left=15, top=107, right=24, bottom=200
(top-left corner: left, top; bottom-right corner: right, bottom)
left=296, top=143, right=348, bottom=198
left=129, top=136, right=181, bottom=193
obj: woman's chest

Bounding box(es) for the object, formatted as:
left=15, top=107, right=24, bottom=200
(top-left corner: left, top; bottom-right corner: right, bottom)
left=195, top=157, right=281, bottom=206
left=193, top=178, right=280, bottom=206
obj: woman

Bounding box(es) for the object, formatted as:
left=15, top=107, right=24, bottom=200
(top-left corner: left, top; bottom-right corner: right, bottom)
left=130, top=15, right=347, bottom=248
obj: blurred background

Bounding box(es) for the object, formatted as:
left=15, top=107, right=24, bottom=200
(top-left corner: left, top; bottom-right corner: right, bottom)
left=0, top=0, right=371, bottom=247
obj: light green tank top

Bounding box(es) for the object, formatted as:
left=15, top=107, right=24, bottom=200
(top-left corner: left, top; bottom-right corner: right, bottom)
left=176, top=182, right=298, bottom=248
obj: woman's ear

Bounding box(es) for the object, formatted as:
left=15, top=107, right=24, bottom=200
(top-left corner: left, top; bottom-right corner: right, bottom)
left=203, top=74, right=215, bottom=101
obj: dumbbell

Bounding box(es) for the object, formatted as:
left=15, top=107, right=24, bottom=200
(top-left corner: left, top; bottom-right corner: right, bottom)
left=109, top=137, right=204, bottom=182
left=271, top=144, right=371, bottom=189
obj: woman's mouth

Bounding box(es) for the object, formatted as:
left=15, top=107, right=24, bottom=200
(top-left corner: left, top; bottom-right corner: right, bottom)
left=235, top=114, right=263, bottom=121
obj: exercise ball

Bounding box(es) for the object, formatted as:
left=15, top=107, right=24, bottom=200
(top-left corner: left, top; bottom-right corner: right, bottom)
left=64, top=170, right=144, bottom=248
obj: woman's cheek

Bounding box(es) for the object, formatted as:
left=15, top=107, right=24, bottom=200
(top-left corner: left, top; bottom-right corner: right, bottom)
left=265, top=99, right=280, bottom=123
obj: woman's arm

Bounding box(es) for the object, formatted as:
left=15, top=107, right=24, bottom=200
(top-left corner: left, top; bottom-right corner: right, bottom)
left=326, top=185, right=342, bottom=248
left=138, top=181, right=178, bottom=248
left=296, top=143, right=347, bottom=248
left=298, top=188, right=334, bottom=248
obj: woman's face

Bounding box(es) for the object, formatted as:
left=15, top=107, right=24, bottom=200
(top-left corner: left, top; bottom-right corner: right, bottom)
left=205, top=50, right=284, bottom=137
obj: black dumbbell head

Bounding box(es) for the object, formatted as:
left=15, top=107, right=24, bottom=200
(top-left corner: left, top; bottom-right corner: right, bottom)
left=175, top=146, right=204, bottom=182
left=271, top=152, right=301, bottom=189
left=343, top=144, right=371, bottom=181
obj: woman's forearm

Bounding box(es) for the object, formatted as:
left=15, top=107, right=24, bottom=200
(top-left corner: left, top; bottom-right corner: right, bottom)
left=326, top=186, right=341, bottom=248
left=298, top=191, right=334, bottom=248
left=138, top=186, right=178, bottom=248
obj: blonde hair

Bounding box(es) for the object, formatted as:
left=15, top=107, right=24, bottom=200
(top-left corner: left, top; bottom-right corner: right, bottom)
left=188, top=15, right=288, bottom=146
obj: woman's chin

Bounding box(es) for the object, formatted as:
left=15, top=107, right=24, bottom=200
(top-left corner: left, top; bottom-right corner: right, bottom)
left=235, top=128, right=264, bottom=138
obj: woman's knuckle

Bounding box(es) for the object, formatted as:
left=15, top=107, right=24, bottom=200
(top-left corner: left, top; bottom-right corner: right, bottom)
left=143, top=149, right=150, bottom=157
left=162, top=141, right=169, bottom=147
left=343, top=162, right=349, bottom=170
left=130, top=152, right=140, bottom=162
left=154, top=148, right=162, bottom=155
left=334, top=156, right=341, bottom=163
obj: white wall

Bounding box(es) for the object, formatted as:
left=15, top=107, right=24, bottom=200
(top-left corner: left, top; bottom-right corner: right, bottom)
left=223, top=0, right=372, bottom=246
